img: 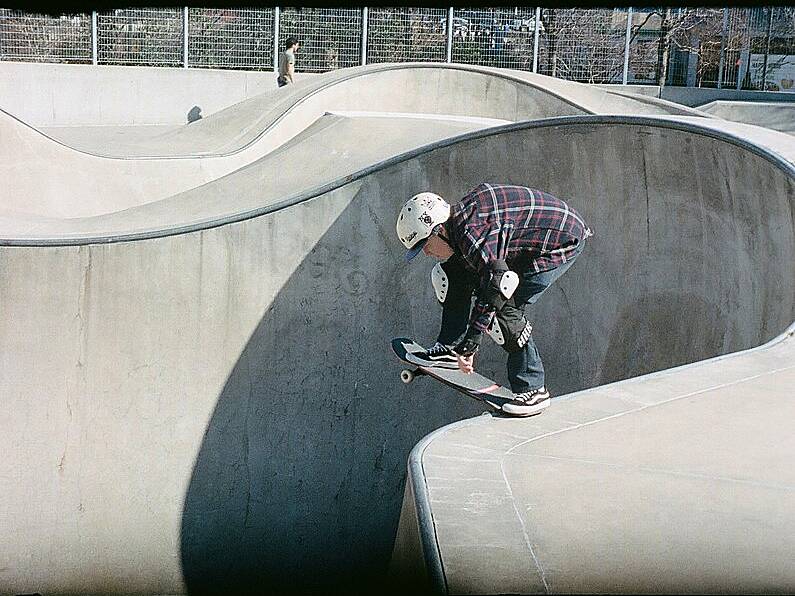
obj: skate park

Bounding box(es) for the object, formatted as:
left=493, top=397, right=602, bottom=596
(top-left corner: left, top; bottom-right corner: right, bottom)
left=1, top=54, right=794, bottom=596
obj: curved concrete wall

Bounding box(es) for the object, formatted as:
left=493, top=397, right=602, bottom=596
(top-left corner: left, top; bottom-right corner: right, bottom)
left=0, top=63, right=716, bottom=224
left=78, top=63, right=705, bottom=159
left=1, top=63, right=708, bottom=222
left=1, top=115, right=793, bottom=594
left=0, top=111, right=488, bottom=219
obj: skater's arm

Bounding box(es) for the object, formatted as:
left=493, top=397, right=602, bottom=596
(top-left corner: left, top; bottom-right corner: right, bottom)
left=450, top=222, right=514, bottom=360
left=458, top=222, right=514, bottom=334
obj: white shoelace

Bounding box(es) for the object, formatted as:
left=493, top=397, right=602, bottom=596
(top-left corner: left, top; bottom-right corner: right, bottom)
left=517, top=387, right=547, bottom=403
left=426, top=342, right=449, bottom=356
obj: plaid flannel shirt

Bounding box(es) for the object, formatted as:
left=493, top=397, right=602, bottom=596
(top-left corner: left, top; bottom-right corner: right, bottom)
left=446, top=183, right=592, bottom=334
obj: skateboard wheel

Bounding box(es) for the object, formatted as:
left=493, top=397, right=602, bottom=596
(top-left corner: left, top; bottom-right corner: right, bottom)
left=400, top=370, right=415, bottom=384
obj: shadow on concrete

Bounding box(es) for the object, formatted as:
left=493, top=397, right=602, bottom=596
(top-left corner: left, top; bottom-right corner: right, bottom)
left=175, top=119, right=795, bottom=594
left=178, top=186, right=485, bottom=595
left=600, top=292, right=724, bottom=385
left=187, top=106, right=203, bottom=124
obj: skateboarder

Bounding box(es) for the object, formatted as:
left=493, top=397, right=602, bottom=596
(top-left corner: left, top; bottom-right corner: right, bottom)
left=396, top=183, right=592, bottom=416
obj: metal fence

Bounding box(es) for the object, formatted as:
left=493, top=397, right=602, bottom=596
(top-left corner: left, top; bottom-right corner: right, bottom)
left=1, top=6, right=793, bottom=89
left=189, top=9, right=274, bottom=70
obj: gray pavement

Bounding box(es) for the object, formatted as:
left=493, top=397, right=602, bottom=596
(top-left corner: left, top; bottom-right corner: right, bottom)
left=399, top=331, right=795, bottom=594
left=0, top=62, right=792, bottom=595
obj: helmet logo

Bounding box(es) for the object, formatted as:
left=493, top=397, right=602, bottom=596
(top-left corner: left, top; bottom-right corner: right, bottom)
left=405, top=231, right=417, bottom=243
left=419, top=212, right=433, bottom=226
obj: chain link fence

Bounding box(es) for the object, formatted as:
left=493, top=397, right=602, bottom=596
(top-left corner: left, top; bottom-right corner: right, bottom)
left=189, top=9, right=274, bottom=70
left=451, top=8, right=538, bottom=71
left=278, top=8, right=361, bottom=73
left=1, top=6, right=793, bottom=89
left=0, top=8, right=91, bottom=62
left=96, top=8, right=182, bottom=66
left=367, top=7, right=447, bottom=63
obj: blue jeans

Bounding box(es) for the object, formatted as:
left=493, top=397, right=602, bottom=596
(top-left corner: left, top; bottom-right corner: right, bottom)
left=437, top=240, right=586, bottom=393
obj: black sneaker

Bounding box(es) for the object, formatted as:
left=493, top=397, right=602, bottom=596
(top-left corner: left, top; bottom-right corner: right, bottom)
left=502, top=386, right=551, bottom=417
left=405, top=342, right=459, bottom=369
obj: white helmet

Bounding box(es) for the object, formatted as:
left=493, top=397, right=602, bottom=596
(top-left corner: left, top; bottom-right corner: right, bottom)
left=396, top=192, right=451, bottom=261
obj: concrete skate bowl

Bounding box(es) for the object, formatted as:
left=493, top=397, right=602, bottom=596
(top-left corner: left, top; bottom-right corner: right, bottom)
left=0, top=115, right=793, bottom=595
left=37, top=62, right=708, bottom=159
left=1, top=62, right=709, bottom=220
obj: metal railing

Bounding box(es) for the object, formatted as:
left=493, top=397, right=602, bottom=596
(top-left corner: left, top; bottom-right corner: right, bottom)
left=0, top=6, right=792, bottom=89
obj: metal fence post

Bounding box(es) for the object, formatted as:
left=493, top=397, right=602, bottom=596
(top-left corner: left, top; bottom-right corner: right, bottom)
left=717, top=7, right=727, bottom=88
left=361, top=7, right=368, bottom=66
left=623, top=7, right=632, bottom=84
left=761, top=6, right=773, bottom=90
left=273, top=7, right=280, bottom=72
left=91, top=10, right=97, bottom=65
left=532, top=7, right=540, bottom=73
left=446, top=7, right=453, bottom=63
left=183, top=7, right=189, bottom=68
left=737, top=8, right=751, bottom=90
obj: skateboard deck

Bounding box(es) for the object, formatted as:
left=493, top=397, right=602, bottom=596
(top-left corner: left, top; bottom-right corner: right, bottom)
left=391, top=337, right=516, bottom=412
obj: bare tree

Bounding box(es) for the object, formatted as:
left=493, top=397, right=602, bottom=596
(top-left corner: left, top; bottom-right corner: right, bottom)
left=629, top=8, right=747, bottom=87
left=537, top=9, right=626, bottom=84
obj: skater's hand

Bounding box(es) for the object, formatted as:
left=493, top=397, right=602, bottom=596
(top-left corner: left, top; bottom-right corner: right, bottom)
left=454, top=329, right=481, bottom=374
left=457, top=353, right=475, bottom=374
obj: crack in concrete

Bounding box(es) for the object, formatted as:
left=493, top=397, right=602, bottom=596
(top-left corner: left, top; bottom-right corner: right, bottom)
left=500, top=458, right=550, bottom=594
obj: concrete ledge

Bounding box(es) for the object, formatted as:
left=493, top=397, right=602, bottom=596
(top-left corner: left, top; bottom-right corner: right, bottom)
left=698, top=100, right=795, bottom=135
left=406, top=328, right=795, bottom=594
left=596, top=84, right=795, bottom=107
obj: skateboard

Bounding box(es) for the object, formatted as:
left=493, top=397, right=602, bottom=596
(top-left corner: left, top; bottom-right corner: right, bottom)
left=391, top=337, right=517, bottom=413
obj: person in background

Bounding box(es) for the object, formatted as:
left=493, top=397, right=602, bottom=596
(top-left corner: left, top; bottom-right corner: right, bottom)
left=277, top=37, right=300, bottom=87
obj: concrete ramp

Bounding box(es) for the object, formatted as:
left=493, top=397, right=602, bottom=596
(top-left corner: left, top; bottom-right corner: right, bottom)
left=698, top=100, right=795, bottom=135
left=2, top=62, right=706, bottom=222
left=27, top=62, right=706, bottom=159
left=0, top=110, right=492, bottom=220
left=1, top=111, right=793, bottom=594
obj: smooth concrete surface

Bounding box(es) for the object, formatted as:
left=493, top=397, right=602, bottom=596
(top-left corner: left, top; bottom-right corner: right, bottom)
left=597, top=83, right=795, bottom=107
left=3, top=114, right=793, bottom=245
left=0, top=61, right=318, bottom=126
left=698, top=100, right=795, bottom=135
left=408, top=331, right=795, bottom=594
left=2, top=114, right=793, bottom=594
left=20, top=63, right=705, bottom=159
left=1, top=63, right=794, bottom=594
left=0, top=62, right=708, bottom=221
left=0, top=109, right=490, bottom=219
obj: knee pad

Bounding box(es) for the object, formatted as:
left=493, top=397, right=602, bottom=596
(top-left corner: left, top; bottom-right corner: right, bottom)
left=493, top=303, right=533, bottom=353
left=479, top=259, right=519, bottom=311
